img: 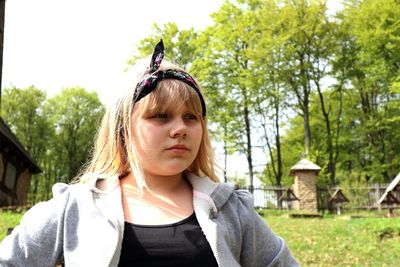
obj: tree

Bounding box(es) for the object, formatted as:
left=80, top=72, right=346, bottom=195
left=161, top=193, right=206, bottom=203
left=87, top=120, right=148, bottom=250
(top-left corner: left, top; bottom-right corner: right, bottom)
left=3, top=86, right=105, bottom=202
left=274, top=0, right=331, bottom=158
left=337, top=0, right=400, bottom=182
left=46, top=87, right=104, bottom=183
left=197, top=0, right=261, bottom=191
left=250, top=0, right=292, bottom=186
left=127, top=0, right=400, bottom=188
left=2, top=86, right=50, bottom=159
left=192, top=25, right=245, bottom=183
left=128, top=23, right=199, bottom=70
left=2, top=86, right=53, bottom=202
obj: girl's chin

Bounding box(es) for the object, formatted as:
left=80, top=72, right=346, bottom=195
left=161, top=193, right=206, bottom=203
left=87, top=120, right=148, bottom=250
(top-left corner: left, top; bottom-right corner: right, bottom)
left=159, top=163, right=193, bottom=175
left=161, top=168, right=188, bottom=177
left=142, top=160, right=194, bottom=177
left=143, top=167, right=188, bottom=177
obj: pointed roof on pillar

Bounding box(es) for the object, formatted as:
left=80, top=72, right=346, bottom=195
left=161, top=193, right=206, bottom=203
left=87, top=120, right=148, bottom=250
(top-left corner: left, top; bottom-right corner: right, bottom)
left=378, top=172, right=400, bottom=204
left=289, top=158, right=321, bottom=176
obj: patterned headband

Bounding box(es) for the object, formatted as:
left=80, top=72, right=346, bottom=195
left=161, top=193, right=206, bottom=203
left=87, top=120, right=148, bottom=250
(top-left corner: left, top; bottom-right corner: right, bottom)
left=133, top=39, right=206, bottom=117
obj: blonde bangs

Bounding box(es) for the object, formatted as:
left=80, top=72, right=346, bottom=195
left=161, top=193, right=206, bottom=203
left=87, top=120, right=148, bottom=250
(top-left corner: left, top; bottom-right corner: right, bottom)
left=133, top=79, right=203, bottom=119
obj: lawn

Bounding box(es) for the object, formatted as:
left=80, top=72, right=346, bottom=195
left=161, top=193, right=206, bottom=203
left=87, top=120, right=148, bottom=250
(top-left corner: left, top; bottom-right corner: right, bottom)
left=0, top=211, right=23, bottom=241
left=264, top=211, right=400, bottom=266
left=1, top=210, right=400, bottom=266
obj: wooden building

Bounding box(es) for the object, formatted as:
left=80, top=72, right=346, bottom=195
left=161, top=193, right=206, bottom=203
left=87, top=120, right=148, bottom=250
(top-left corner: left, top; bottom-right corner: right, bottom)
left=0, top=117, right=41, bottom=206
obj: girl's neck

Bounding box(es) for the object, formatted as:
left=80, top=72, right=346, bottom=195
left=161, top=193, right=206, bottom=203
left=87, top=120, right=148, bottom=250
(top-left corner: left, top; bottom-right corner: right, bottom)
left=120, top=171, right=194, bottom=225
left=123, top=171, right=189, bottom=195
left=146, top=172, right=186, bottom=193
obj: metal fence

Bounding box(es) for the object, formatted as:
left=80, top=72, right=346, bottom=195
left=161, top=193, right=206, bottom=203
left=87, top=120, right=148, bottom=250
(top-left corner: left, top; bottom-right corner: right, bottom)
left=238, top=184, right=400, bottom=211
left=237, top=185, right=289, bottom=209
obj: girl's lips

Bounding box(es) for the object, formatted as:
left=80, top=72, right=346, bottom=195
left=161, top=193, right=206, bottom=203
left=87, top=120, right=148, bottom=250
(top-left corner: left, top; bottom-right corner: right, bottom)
left=167, top=145, right=190, bottom=154
left=167, top=144, right=189, bottom=150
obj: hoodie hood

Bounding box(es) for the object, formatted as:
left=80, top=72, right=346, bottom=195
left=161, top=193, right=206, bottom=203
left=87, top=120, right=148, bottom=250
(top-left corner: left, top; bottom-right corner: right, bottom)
left=186, top=172, right=235, bottom=216
left=82, top=171, right=236, bottom=216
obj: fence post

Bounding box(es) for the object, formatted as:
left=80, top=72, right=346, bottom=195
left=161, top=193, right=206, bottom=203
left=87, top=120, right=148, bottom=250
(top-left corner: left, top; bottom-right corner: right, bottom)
left=375, top=184, right=381, bottom=211
left=277, top=185, right=283, bottom=209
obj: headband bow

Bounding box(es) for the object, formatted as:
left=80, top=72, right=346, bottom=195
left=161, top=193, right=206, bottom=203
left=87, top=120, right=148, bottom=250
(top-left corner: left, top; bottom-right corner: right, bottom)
left=133, top=39, right=206, bottom=117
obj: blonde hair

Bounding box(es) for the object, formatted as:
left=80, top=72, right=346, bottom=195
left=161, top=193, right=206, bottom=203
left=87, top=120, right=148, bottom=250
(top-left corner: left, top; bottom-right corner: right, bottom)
left=78, top=60, right=219, bottom=186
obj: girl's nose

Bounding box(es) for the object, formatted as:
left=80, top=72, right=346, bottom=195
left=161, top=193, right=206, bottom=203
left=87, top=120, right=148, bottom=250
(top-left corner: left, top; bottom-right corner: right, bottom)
left=169, top=118, right=188, bottom=138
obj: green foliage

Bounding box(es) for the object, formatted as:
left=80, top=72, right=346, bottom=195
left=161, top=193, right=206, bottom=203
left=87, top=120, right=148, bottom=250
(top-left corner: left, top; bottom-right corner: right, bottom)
left=128, top=23, right=199, bottom=70
left=130, top=0, right=400, bottom=187
left=259, top=0, right=400, bottom=185
left=46, top=87, right=105, bottom=183
left=2, top=86, right=54, bottom=202
left=2, top=86, right=51, bottom=160
left=2, top=86, right=104, bottom=203
left=335, top=0, right=400, bottom=182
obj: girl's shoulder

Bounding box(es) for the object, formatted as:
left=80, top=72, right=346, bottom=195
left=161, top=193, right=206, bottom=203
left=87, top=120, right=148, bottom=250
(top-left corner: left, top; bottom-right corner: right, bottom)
left=209, top=182, right=256, bottom=219
left=51, top=181, right=93, bottom=200
left=187, top=173, right=255, bottom=212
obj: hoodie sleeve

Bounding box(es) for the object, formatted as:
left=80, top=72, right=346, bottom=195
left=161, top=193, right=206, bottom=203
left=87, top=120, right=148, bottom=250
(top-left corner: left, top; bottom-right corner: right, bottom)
left=0, top=183, right=70, bottom=267
left=236, top=190, right=300, bottom=267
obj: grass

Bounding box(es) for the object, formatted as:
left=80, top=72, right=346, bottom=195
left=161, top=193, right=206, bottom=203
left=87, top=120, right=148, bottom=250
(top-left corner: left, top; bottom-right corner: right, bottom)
left=1, top=210, right=400, bottom=266
left=264, top=211, right=400, bottom=266
left=0, top=211, right=24, bottom=241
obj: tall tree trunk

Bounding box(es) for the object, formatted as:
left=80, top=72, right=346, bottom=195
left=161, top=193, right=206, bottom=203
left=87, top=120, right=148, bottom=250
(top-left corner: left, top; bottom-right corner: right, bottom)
left=223, top=125, right=228, bottom=183
left=289, top=52, right=312, bottom=157
left=274, top=97, right=283, bottom=186
left=258, top=96, right=283, bottom=187
left=303, top=97, right=311, bottom=156
left=243, top=103, right=254, bottom=193
left=315, top=81, right=336, bottom=186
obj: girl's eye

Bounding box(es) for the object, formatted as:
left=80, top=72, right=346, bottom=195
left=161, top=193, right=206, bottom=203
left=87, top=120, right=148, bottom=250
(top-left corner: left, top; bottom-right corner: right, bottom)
left=184, top=113, right=199, bottom=121
left=152, top=113, right=168, bottom=119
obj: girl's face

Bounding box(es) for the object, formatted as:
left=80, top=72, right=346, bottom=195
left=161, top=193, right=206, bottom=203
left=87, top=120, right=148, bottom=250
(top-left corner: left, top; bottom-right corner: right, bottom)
left=132, top=103, right=203, bottom=179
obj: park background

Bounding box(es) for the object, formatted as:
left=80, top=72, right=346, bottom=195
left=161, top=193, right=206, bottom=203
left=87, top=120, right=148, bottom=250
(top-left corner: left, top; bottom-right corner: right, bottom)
left=1, top=0, right=400, bottom=265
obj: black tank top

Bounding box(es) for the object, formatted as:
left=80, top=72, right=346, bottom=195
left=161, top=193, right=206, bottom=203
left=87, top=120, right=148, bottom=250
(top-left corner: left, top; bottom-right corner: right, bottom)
left=118, top=213, right=219, bottom=267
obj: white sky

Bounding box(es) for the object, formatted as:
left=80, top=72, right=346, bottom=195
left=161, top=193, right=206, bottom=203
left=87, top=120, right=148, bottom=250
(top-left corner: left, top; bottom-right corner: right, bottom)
left=2, top=0, right=342, bottom=182
left=2, top=0, right=224, bottom=105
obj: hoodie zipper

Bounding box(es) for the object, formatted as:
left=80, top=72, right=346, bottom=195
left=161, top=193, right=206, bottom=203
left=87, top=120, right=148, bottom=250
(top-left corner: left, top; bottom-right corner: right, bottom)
left=107, top=219, right=121, bottom=267
left=92, top=188, right=123, bottom=267
left=193, top=190, right=222, bottom=267
left=90, top=177, right=124, bottom=267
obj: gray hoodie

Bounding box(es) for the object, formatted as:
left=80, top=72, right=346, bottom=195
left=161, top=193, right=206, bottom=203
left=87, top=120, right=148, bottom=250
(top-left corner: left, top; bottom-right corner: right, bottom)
left=0, top=173, right=299, bottom=267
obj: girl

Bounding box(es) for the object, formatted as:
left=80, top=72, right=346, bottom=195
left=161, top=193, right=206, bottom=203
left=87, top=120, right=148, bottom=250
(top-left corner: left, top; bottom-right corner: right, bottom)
left=0, top=39, right=299, bottom=267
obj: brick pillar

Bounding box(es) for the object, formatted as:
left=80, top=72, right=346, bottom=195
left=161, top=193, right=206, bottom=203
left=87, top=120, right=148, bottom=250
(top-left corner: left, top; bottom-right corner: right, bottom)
left=290, top=159, right=321, bottom=212
left=292, top=170, right=318, bottom=211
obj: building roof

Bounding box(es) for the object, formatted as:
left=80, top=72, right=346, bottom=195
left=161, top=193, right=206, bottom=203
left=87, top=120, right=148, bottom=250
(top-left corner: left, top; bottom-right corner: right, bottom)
left=0, top=117, right=41, bottom=174
left=378, top=172, right=400, bottom=204
left=290, top=158, right=321, bottom=176
left=329, top=188, right=349, bottom=203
